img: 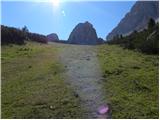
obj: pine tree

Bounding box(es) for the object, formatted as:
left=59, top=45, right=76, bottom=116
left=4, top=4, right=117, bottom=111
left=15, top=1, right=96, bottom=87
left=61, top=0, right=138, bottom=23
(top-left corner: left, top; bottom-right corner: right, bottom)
left=148, top=18, right=156, bottom=31
left=22, top=26, right=29, bottom=33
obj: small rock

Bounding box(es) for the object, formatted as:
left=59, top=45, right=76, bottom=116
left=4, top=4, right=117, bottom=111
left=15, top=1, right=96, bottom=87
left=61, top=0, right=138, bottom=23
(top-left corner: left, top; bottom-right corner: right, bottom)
left=50, top=105, right=53, bottom=109
left=73, top=92, right=79, bottom=98
left=49, top=105, right=55, bottom=110
left=86, top=57, right=90, bottom=61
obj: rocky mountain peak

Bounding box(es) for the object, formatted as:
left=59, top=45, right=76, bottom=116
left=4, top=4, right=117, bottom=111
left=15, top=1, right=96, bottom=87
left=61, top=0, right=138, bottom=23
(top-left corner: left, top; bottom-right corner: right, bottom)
left=106, top=1, right=159, bottom=40
left=68, top=21, right=103, bottom=45
left=47, top=33, right=59, bottom=42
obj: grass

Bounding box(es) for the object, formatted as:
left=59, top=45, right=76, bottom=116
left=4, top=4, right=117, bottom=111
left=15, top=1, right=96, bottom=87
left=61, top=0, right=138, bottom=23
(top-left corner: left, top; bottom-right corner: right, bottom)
left=1, top=42, right=85, bottom=118
left=97, top=44, right=159, bottom=119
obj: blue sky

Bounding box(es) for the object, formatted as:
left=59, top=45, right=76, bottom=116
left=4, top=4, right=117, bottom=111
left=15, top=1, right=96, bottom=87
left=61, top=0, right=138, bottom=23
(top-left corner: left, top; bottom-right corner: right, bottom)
left=1, top=0, right=136, bottom=40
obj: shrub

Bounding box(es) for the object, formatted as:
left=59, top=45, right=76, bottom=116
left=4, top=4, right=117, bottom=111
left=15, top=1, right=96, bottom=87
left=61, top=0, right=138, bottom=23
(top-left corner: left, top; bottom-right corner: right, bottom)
left=1, top=25, right=48, bottom=45
left=1, top=25, right=25, bottom=45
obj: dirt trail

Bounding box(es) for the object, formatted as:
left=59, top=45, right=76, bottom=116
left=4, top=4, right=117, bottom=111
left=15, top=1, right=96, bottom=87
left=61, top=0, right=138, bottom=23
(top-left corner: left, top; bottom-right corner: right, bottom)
left=56, top=43, right=109, bottom=118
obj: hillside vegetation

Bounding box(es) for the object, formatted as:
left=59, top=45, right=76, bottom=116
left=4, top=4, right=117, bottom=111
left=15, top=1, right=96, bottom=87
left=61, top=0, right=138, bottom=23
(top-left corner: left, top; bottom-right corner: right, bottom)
left=107, top=19, right=159, bottom=54
left=98, top=45, right=159, bottom=118
left=1, top=42, right=85, bottom=118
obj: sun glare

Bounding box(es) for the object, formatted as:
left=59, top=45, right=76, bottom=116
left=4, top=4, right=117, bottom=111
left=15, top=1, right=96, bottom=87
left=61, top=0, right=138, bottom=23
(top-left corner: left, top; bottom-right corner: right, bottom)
left=52, top=0, right=60, bottom=7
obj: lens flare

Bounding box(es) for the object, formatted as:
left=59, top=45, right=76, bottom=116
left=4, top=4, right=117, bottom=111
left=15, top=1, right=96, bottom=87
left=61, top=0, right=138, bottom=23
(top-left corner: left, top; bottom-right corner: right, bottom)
left=98, top=105, right=109, bottom=114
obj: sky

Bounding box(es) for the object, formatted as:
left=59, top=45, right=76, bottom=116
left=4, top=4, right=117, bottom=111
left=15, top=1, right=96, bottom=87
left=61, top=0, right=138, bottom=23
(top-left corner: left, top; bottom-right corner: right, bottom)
left=1, top=0, right=136, bottom=40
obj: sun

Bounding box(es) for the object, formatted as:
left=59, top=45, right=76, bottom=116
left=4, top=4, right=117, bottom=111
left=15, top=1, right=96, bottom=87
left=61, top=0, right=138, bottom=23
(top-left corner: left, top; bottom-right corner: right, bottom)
left=52, top=0, right=60, bottom=7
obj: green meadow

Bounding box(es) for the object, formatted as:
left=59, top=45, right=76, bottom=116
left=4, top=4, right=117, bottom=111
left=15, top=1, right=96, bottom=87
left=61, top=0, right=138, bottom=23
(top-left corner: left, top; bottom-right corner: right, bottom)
left=1, top=42, right=159, bottom=119
left=1, top=42, right=85, bottom=118
left=98, top=45, right=159, bottom=119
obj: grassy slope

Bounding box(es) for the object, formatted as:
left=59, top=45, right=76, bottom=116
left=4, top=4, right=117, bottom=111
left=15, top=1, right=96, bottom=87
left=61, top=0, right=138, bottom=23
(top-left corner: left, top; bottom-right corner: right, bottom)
left=97, top=45, right=159, bottom=119
left=2, top=42, right=84, bottom=118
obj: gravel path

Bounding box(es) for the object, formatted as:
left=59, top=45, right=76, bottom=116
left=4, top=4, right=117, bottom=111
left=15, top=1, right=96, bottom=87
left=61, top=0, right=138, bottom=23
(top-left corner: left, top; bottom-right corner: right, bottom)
left=57, top=43, right=110, bottom=118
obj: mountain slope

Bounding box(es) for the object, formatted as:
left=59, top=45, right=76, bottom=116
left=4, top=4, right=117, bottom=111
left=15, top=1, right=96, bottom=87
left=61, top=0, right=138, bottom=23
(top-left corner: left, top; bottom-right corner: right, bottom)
left=106, top=1, right=159, bottom=40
